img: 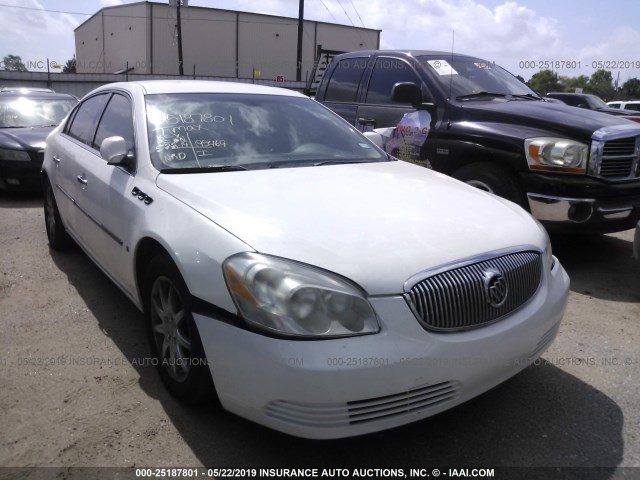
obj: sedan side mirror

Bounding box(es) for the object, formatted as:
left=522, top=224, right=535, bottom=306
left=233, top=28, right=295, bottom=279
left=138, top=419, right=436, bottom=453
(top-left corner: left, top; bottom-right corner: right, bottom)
left=101, top=136, right=130, bottom=166
left=391, top=82, right=435, bottom=112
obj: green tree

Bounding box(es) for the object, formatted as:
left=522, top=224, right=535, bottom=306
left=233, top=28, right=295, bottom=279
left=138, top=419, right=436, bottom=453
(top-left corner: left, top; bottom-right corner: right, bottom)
left=515, top=74, right=526, bottom=84
left=1, top=54, right=27, bottom=71
left=585, top=69, right=615, bottom=101
left=560, top=75, right=589, bottom=93
left=527, top=70, right=563, bottom=95
left=62, top=56, right=76, bottom=74
left=620, top=78, right=640, bottom=100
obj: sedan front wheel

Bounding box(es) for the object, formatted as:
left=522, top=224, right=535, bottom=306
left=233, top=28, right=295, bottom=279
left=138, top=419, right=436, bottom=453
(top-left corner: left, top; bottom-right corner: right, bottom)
left=144, top=255, right=215, bottom=404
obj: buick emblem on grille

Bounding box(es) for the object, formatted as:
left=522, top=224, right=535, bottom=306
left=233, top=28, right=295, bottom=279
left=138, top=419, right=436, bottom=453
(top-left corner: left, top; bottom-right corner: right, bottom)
left=483, top=268, right=508, bottom=308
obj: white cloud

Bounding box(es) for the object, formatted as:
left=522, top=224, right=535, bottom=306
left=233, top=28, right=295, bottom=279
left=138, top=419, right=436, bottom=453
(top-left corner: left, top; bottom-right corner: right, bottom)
left=0, top=0, right=638, bottom=83
left=0, top=0, right=80, bottom=70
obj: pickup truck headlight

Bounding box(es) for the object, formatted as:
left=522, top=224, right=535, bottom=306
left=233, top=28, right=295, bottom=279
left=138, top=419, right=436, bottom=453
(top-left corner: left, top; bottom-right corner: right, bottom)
left=525, top=137, right=588, bottom=173
left=0, top=148, right=31, bottom=162
left=223, top=253, right=380, bottom=338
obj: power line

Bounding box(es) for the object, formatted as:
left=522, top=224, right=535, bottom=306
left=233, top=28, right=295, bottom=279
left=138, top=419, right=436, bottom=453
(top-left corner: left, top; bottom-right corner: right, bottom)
left=335, top=0, right=355, bottom=27
left=0, top=2, right=373, bottom=29
left=315, top=0, right=340, bottom=24
left=348, top=0, right=366, bottom=28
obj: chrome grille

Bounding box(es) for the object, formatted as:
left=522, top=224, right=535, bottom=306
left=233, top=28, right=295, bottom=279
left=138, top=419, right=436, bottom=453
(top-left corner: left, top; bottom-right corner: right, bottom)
left=599, top=136, right=639, bottom=179
left=406, top=251, right=542, bottom=331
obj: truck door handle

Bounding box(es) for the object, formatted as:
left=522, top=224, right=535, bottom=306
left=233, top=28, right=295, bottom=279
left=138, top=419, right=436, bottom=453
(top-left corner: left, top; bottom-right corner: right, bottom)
left=52, top=154, right=61, bottom=164
left=358, top=117, right=377, bottom=126
left=76, top=174, right=88, bottom=185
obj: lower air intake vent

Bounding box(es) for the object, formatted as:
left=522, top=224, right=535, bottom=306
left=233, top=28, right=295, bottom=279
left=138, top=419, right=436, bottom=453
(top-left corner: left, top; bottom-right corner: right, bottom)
left=264, top=381, right=461, bottom=428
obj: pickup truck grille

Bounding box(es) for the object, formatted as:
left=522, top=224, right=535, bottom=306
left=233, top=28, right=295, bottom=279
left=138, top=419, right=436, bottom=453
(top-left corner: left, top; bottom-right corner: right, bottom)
left=598, top=136, right=640, bottom=179
left=406, top=251, right=542, bottom=331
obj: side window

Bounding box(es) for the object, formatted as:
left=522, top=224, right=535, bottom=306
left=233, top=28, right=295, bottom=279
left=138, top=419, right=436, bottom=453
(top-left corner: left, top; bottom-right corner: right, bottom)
left=67, top=94, right=110, bottom=146
left=609, top=103, right=620, bottom=109
left=324, top=57, right=369, bottom=103
left=93, top=94, right=135, bottom=152
left=561, top=96, right=580, bottom=107
left=366, top=58, right=422, bottom=104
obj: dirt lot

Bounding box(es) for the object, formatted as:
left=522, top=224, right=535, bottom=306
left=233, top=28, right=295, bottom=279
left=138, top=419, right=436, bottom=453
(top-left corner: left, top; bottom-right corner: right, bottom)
left=1, top=192, right=639, bottom=476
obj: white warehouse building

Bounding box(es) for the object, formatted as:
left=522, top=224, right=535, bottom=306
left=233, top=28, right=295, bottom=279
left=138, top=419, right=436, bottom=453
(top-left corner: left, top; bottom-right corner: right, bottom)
left=74, top=1, right=381, bottom=82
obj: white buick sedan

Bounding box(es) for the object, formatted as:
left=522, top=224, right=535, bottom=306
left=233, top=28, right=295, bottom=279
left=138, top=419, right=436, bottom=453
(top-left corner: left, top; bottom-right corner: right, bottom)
left=43, top=81, right=569, bottom=439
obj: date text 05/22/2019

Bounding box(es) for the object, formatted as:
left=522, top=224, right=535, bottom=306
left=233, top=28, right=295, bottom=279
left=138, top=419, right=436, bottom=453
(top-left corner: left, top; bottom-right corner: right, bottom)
left=518, top=60, right=640, bottom=70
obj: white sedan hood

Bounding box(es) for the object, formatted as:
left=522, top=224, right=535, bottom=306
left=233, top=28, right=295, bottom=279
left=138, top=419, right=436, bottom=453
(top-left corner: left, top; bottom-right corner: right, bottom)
left=157, top=161, right=545, bottom=295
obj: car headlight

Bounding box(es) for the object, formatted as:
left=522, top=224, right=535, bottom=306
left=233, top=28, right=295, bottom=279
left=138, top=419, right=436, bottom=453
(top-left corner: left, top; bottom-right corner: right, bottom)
left=223, top=253, right=380, bottom=338
left=0, top=148, right=31, bottom=162
left=525, top=137, right=588, bottom=173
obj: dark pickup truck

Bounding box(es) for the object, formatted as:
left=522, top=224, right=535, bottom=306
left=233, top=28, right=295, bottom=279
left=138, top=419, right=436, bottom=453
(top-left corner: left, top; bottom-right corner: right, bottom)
left=315, top=50, right=640, bottom=234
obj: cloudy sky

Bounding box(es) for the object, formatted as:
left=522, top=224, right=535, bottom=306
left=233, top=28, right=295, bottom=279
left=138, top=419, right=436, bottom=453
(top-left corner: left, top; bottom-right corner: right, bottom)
left=0, top=0, right=638, bottom=84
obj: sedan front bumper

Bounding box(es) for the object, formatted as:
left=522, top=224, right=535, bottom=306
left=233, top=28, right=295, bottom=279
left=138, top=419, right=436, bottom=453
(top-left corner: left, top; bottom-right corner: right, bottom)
left=0, top=157, right=44, bottom=191
left=195, top=258, right=569, bottom=439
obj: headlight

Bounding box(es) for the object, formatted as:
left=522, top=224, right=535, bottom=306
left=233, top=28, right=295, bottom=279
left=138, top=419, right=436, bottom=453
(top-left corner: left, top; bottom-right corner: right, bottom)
left=223, top=253, right=380, bottom=338
left=0, top=148, right=31, bottom=162
left=524, top=137, right=588, bottom=173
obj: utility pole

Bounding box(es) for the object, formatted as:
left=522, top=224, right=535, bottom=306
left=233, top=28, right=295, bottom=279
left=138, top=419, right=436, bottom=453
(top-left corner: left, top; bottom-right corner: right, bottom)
left=296, top=0, right=304, bottom=81
left=176, top=0, right=184, bottom=75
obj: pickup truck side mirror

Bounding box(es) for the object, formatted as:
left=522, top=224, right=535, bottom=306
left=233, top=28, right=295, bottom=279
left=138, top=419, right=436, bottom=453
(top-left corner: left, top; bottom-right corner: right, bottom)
left=391, top=82, right=434, bottom=111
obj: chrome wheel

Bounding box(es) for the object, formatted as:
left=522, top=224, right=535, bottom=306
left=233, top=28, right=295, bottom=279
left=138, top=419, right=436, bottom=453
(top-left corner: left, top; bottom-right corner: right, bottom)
left=150, top=276, right=192, bottom=382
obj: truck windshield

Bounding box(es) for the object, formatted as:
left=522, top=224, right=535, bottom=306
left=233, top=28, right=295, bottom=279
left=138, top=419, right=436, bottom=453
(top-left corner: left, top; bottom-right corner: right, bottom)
left=417, top=56, right=539, bottom=101
left=584, top=95, right=608, bottom=109
left=146, top=93, right=386, bottom=171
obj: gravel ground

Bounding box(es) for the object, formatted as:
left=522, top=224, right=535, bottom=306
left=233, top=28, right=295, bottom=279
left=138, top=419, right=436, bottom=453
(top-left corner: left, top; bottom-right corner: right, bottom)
left=1, top=192, right=639, bottom=477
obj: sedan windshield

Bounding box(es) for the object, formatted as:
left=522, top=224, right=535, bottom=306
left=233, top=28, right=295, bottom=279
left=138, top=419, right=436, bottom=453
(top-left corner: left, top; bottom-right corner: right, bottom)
left=417, top=55, right=539, bottom=101
left=145, top=93, right=386, bottom=171
left=0, top=97, right=76, bottom=128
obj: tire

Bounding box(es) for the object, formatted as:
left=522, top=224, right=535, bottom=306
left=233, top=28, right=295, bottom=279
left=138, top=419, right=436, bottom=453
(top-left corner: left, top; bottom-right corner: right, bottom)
left=144, top=255, right=215, bottom=405
left=453, top=163, right=527, bottom=208
left=43, top=178, right=73, bottom=250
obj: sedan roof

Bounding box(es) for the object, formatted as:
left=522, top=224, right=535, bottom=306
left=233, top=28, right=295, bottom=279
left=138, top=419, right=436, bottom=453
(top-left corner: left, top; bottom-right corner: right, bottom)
left=93, top=80, right=305, bottom=97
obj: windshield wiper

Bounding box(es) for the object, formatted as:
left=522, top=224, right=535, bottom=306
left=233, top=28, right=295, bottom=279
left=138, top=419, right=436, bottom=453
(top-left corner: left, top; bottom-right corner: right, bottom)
left=455, top=92, right=508, bottom=101
left=313, top=159, right=380, bottom=166
left=510, top=93, right=543, bottom=101
left=160, top=165, right=248, bottom=174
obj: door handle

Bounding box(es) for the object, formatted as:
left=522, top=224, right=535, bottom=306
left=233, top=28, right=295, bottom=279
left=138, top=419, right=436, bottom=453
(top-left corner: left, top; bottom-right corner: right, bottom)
left=52, top=154, right=61, bottom=164
left=358, top=117, right=376, bottom=126
left=76, top=175, right=88, bottom=185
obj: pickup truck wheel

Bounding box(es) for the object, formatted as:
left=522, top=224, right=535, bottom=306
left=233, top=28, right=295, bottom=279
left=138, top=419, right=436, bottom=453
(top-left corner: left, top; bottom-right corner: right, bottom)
left=43, top=178, right=73, bottom=250
left=144, top=255, right=215, bottom=405
left=453, top=163, right=526, bottom=207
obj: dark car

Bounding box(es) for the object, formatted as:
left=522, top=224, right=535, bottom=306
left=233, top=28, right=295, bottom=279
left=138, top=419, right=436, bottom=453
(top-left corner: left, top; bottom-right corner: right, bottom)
left=546, top=92, right=640, bottom=121
left=0, top=90, right=77, bottom=191
left=314, top=50, right=640, bottom=234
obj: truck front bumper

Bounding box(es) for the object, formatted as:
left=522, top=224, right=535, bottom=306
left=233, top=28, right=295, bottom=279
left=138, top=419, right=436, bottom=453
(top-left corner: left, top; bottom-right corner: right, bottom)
left=521, top=173, right=640, bottom=233
left=527, top=193, right=639, bottom=233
